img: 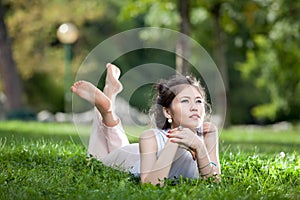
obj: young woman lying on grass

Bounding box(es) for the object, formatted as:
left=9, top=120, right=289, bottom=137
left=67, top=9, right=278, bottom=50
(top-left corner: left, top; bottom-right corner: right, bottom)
left=70, top=63, right=220, bottom=185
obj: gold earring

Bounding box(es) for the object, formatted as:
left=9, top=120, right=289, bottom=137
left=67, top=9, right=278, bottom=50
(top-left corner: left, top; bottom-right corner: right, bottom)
left=168, top=118, right=172, bottom=123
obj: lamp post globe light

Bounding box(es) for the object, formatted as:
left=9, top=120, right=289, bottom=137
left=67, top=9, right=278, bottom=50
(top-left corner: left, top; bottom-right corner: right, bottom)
left=57, top=23, right=79, bottom=112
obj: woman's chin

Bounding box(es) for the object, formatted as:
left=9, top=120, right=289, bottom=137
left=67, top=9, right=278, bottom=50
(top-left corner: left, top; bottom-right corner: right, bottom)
left=183, top=124, right=201, bottom=131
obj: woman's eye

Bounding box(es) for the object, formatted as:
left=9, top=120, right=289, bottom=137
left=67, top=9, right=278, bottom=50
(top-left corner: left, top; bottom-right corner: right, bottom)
left=181, top=99, right=189, bottom=103
left=196, top=99, right=203, bottom=103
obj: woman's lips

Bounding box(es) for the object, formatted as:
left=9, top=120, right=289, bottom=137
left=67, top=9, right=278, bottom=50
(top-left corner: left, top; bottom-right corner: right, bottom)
left=189, top=114, right=200, bottom=118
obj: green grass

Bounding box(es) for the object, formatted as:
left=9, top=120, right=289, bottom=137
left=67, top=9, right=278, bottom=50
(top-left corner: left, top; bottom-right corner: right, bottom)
left=220, top=126, right=300, bottom=154
left=0, top=121, right=299, bottom=199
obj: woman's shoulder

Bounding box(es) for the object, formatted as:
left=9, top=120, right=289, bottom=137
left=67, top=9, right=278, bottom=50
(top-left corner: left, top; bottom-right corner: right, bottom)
left=139, top=128, right=159, bottom=152
left=139, top=128, right=157, bottom=140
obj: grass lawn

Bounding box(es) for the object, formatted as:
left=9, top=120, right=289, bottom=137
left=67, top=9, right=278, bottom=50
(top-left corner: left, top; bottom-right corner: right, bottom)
left=0, top=121, right=299, bottom=199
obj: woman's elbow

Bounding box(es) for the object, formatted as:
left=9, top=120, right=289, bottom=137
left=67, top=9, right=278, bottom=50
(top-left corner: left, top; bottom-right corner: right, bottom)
left=140, top=174, right=147, bottom=184
left=140, top=174, right=162, bottom=185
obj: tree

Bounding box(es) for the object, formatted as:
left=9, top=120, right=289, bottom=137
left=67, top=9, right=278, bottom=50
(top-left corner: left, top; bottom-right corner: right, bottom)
left=4, top=0, right=299, bottom=123
left=176, top=0, right=191, bottom=75
left=207, top=1, right=230, bottom=126
left=119, top=0, right=192, bottom=74
left=0, top=0, right=23, bottom=112
left=2, top=0, right=121, bottom=113
left=119, top=0, right=230, bottom=125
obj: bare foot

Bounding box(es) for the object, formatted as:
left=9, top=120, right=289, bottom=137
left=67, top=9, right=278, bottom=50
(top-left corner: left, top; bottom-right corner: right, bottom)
left=70, top=81, right=112, bottom=113
left=103, top=63, right=123, bottom=100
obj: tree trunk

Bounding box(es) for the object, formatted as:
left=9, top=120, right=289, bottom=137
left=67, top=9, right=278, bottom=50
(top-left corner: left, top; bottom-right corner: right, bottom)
left=211, top=2, right=230, bottom=127
left=0, top=0, right=23, bottom=112
left=176, top=0, right=190, bottom=75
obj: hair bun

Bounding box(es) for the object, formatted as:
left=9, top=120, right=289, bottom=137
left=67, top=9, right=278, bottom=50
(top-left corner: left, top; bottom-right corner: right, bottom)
left=156, top=82, right=168, bottom=95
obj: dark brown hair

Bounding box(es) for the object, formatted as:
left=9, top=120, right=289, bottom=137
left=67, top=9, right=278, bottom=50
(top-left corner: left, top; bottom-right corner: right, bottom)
left=151, top=75, right=208, bottom=130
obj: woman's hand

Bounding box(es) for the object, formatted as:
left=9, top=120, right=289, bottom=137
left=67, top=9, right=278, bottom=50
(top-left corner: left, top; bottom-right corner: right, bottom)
left=166, top=126, right=204, bottom=159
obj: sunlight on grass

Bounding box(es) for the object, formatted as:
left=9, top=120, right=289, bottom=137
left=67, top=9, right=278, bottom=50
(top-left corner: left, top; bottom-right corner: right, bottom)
left=221, top=126, right=300, bottom=144
left=1, top=120, right=299, bottom=152
left=220, top=126, right=300, bottom=154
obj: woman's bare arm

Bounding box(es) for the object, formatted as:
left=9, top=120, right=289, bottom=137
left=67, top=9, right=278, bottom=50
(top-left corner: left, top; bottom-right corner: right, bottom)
left=139, top=130, right=178, bottom=185
left=166, top=123, right=220, bottom=179
left=196, top=122, right=221, bottom=179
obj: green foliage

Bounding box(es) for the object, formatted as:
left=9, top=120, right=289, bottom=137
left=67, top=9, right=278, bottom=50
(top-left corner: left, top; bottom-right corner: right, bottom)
left=236, top=0, right=300, bottom=122
left=24, top=72, right=64, bottom=112
left=2, top=0, right=300, bottom=123
left=2, top=0, right=128, bottom=112
left=0, top=121, right=299, bottom=199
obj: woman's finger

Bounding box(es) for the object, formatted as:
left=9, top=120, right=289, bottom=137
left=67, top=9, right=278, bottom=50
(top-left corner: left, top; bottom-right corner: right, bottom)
left=166, top=132, right=181, bottom=139
left=169, top=137, right=182, bottom=144
left=168, top=127, right=180, bottom=133
left=178, top=143, right=189, bottom=150
left=175, top=142, right=197, bottom=160
left=166, top=131, right=187, bottom=139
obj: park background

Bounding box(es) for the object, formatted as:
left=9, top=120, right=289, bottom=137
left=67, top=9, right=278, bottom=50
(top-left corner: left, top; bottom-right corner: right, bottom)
left=1, top=0, right=299, bottom=125
left=0, top=0, right=299, bottom=199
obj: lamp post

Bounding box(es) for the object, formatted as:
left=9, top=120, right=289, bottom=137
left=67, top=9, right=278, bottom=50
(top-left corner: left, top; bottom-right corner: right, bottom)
left=57, top=23, right=79, bottom=112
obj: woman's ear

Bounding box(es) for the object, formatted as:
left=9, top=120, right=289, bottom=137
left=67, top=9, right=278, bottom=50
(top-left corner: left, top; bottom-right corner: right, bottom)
left=163, top=107, right=172, bottom=119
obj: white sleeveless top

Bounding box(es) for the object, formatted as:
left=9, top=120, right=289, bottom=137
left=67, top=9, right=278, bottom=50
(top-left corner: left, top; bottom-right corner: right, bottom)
left=154, top=129, right=199, bottom=179
left=128, top=129, right=199, bottom=179
left=100, top=128, right=200, bottom=179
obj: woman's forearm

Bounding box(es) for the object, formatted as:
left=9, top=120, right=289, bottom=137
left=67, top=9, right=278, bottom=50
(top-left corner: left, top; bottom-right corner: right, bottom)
left=195, top=143, right=220, bottom=178
left=143, top=141, right=178, bottom=185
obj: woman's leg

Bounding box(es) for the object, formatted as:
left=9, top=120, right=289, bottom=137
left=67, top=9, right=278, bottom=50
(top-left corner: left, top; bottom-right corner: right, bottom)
left=88, top=108, right=109, bottom=158
left=71, top=63, right=129, bottom=158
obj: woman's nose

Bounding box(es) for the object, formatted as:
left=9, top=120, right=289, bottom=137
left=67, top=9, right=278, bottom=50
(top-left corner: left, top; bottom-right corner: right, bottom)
left=190, top=102, right=198, bottom=111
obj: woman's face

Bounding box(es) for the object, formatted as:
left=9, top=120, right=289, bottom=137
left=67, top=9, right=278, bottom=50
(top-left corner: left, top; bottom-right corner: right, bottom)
left=168, top=85, right=205, bottom=130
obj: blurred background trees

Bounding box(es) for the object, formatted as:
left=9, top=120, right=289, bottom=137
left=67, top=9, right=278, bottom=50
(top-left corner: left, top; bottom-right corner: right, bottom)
left=0, top=0, right=23, bottom=113
left=0, top=0, right=299, bottom=125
